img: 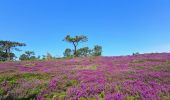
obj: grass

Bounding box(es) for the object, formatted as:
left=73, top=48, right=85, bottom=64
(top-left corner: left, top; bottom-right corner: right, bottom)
left=0, top=72, right=51, bottom=85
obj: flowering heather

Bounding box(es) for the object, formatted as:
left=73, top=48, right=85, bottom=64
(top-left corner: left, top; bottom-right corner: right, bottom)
left=0, top=53, right=170, bottom=100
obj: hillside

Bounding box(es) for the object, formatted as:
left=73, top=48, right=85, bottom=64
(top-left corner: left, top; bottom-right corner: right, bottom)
left=0, top=53, right=170, bottom=100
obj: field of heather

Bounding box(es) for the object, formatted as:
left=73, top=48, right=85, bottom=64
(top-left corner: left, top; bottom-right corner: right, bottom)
left=0, top=53, right=170, bottom=100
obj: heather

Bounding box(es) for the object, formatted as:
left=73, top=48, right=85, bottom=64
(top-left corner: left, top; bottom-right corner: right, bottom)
left=0, top=53, right=170, bottom=100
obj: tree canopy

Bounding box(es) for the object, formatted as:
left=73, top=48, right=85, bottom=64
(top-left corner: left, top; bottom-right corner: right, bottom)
left=0, top=40, right=26, bottom=61
left=19, top=51, right=36, bottom=61
left=64, top=35, right=88, bottom=57
left=93, top=45, right=102, bottom=56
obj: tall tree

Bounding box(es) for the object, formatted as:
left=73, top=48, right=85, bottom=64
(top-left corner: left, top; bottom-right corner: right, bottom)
left=0, top=40, right=26, bottom=61
left=63, top=35, right=88, bottom=57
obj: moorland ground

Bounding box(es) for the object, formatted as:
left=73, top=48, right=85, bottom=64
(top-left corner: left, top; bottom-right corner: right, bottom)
left=0, top=53, right=170, bottom=100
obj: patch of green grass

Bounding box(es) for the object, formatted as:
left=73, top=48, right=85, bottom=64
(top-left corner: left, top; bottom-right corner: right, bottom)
left=90, top=65, right=97, bottom=70
left=29, top=85, right=44, bottom=95
left=99, top=91, right=105, bottom=98
left=22, top=73, right=50, bottom=80
left=0, top=74, right=17, bottom=84
left=131, top=60, right=145, bottom=64
left=22, top=73, right=40, bottom=80
left=127, top=71, right=135, bottom=74
left=65, top=80, right=79, bottom=87
left=131, top=59, right=166, bottom=64
left=152, top=63, right=170, bottom=71
left=126, top=95, right=139, bottom=100
left=59, top=79, right=79, bottom=92
left=115, top=84, right=122, bottom=92
left=78, top=97, right=96, bottom=100
left=77, top=65, right=97, bottom=70
left=78, top=97, right=86, bottom=100
left=134, top=66, right=146, bottom=70
left=52, top=92, right=66, bottom=100
left=159, top=92, right=170, bottom=100
left=0, top=88, right=4, bottom=95
left=0, top=73, right=50, bottom=84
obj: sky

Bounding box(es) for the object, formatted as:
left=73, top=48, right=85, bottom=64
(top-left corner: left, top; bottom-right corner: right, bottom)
left=0, top=0, right=170, bottom=57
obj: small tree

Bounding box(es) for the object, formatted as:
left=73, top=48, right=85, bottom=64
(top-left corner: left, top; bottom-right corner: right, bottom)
left=133, top=52, right=140, bottom=56
left=19, top=51, right=36, bottom=61
left=93, top=45, right=102, bottom=56
left=25, top=51, right=35, bottom=58
left=19, top=54, right=29, bottom=61
left=63, top=35, right=88, bottom=57
left=46, top=52, right=53, bottom=60
left=63, top=48, right=72, bottom=58
left=42, top=55, right=46, bottom=60
left=0, top=40, right=26, bottom=61
left=77, top=47, right=91, bottom=57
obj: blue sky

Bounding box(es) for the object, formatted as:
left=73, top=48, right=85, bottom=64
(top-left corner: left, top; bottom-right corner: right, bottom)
left=0, top=0, right=170, bottom=57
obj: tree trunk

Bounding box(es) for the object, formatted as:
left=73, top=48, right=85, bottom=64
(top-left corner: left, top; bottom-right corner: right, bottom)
left=7, top=49, right=11, bottom=61
left=5, top=47, right=10, bottom=61
left=74, top=44, right=77, bottom=57
left=73, top=42, right=77, bottom=57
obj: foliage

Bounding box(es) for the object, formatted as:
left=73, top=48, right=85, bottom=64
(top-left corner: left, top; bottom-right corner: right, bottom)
left=63, top=46, right=102, bottom=58
left=77, top=47, right=92, bottom=57
left=92, top=45, right=102, bottom=56
left=0, top=40, right=26, bottom=61
left=63, top=35, right=88, bottom=57
left=46, top=52, right=54, bottom=60
left=63, top=48, right=72, bottom=58
left=0, top=51, right=15, bottom=61
left=40, top=52, right=56, bottom=60
left=19, top=51, right=37, bottom=61
left=133, top=52, right=140, bottom=56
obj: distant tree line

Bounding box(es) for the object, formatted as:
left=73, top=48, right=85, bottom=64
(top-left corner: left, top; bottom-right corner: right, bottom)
left=0, top=35, right=103, bottom=61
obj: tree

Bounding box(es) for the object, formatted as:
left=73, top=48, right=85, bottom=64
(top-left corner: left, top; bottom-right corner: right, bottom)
left=0, top=50, right=15, bottom=61
left=19, top=54, right=29, bottom=61
left=77, top=47, right=91, bottom=57
left=25, top=51, right=35, bottom=58
left=46, top=52, right=53, bottom=60
left=19, top=51, right=36, bottom=61
left=132, top=52, right=140, bottom=56
left=93, top=45, right=102, bottom=56
left=63, top=48, right=72, bottom=58
left=0, top=40, right=26, bottom=61
left=42, top=55, right=46, bottom=60
left=63, top=35, right=88, bottom=57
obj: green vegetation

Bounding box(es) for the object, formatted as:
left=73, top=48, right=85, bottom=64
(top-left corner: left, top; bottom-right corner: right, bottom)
left=0, top=40, right=26, bottom=61
left=0, top=73, right=50, bottom=84
left=63, top=35, right=102, bottom=58
left=19, top=51, right=37, bottom=61
left=63, top=48, right=73, bottom=58
left=92, top=45, right=102, bottom=56
left=0, top=35, right=102, bottom=62
left=63, top=35, right=88, bottom=57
